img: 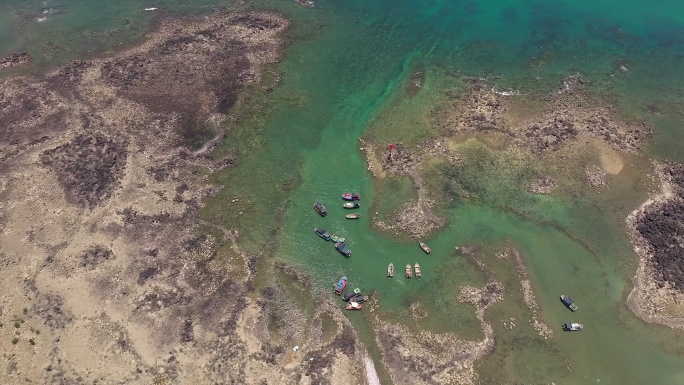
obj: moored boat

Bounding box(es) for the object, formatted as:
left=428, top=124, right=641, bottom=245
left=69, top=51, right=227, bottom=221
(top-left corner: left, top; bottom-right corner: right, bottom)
left=335, top=276, right=347, bottom=295
left=330, top=235, right=340, bottom=243
left=342, top=192, right=361, bottom=201
left=353, top=295, right=368, bottom=303
left=560, top=295, right=578, bottom=311
left=414, top=263, right=421, bottom=278
left=419, top=242, right=432, bottom=254
left=343, top=200, right=360, bottom=209
left=406, top=264, right=412, bottom=279
left=314, top=227, right=331, bottom=241
left=346, top=301, right=362, bottom=310
left=346, top=213, right=361, bottom=219
left=387, top=263, right=394, bottom=278
left=343, top=288, right=362, bottom=301
left=562, top=322, right=583, bottom=331
left=314, top=202, right=327, bottom=216
left=335, top=241, right=352, bottom=257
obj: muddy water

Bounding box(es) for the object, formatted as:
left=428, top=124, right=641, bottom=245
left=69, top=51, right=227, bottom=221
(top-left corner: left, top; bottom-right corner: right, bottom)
left=4, top=0, right=684, bottom=383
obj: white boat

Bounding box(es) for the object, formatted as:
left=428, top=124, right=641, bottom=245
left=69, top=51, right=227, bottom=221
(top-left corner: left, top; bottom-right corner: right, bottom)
left=562, top=322, right=583, bottom=331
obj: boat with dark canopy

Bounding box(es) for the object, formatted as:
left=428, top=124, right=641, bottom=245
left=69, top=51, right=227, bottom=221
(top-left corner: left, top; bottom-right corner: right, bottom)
left=335, top=241, right=352, bottom=257
left=560, top=295, right=578, bottom=311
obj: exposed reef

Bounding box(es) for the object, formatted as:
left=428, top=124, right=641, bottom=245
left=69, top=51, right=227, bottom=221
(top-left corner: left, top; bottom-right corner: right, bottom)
left=627, top=162, right=684, bottom=328
left=361, top=139, right=455, bottom=239
left=528, top=176, right=557, bottom=195
left=365, top=74, right=652, bottom=239
left=370, top=281, right=501, bottom=385
left=437, top=78, right=652, bottom=155
left=0, top=53, right=31, bottom=69
left=0, top=10, right=364, bottom=385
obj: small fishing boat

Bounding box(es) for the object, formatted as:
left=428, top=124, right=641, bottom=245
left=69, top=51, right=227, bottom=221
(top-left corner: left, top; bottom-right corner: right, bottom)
left=338, top=237, right=346, bottom=243
left=387, top=263, right=394, bottom=278
left=353, top=295, right=368, bottom=304
left=342, top=192, right=361, bottom=201
left=330, top=235, right=340, bottom=243
left=343, top=200, right=360, bottom=209
left=343, top=288, right=362, bottom=301
left=314, top=202, right=327, bottom=216
left=406, top=264, right=412, bottom=279
left=419, top=242, right=432, bottom=254
left=346, top=301, right=363, bottom=310
left=346, top=213, right=361, bottom=219
left=414, top=263, right=421, bottom=278
left=335, top=242, right=352, bottom=257
left=335, top=277, right=348, bottom=295
left=560, top=295, right=578, bottom=311
left=314, top=227, right=331, bottom=241
left=562, top=322, right=583, bottom=331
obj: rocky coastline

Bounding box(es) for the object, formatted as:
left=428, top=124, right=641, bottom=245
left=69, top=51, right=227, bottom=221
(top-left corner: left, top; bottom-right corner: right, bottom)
left=360, top=138, right=456, bottom=239
left=369, top=281, right=501, bottom=385
left=437, top=77, right=652, bottom=155
left=0, top=10, right=367, bottom=385
left=0, top=53, right=31, bottom=70
left=365, top=74, right=652, bottom=239
left=627, top=162, right=684, bottom=329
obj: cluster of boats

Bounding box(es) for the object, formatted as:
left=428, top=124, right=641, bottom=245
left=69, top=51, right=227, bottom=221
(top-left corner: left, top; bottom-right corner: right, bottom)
left=559, top=294, right=583, bottom=331
left=386, top=262, right=421, bottom=279
left=316, top=192, right=433, bottom=312
left=385, top=242, right=430, bottom=279
left=314, top=192, right=362, bottom=218
left=313, top=192, right=362, bottom=258
left=315, top=227, right=352, bottom=257
left=335, top=277, right=368, bottom=310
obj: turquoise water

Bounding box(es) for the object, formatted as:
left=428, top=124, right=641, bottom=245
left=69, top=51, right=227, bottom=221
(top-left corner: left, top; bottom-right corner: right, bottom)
left=5, top=0, right=684, bottom=383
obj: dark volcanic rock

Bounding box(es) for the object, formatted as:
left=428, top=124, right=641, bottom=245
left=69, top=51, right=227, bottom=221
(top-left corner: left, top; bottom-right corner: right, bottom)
left=636, top=163, right=684, bottom=291
left=41, top=133, right=128, bottom=207
left=79, top=244, right=115, bottom=269
left=0, top=53, right=30, bottom=69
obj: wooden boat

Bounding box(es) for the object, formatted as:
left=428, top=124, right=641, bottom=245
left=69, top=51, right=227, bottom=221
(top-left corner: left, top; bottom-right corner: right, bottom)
left=414, top=263, right=421, bottom=278
left=560, top=295, right=578, bottom=311
left=343, top=200, right=360, bottom=209
left=330, top=235, right=340, bottom=243
left=387, top=263, right=394, bottom=278
left=562, top=322, right=583, bottom=331
left=419, top=242, right=432, bottom=254
left=346, top=301, right=362, bottom=310
left=346, top=213, right=361, bottom=219
left=335, top=276, right=348, bottom=295
left=342, top=192, right=361, bottom=201
left=314, top=202, right=327, bottom=216
left=406, top=264, right=412, bottom=279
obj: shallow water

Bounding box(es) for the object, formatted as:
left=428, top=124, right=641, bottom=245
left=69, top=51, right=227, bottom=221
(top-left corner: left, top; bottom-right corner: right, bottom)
left=5, top=0, right=684, bottom=383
